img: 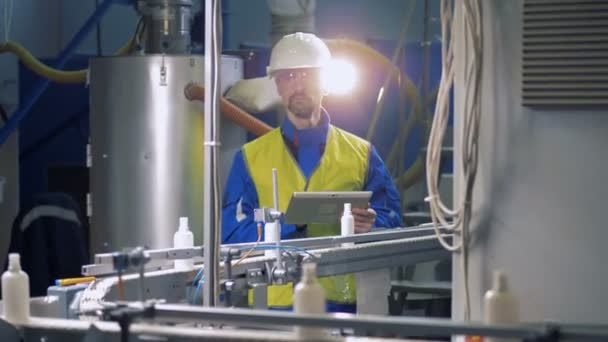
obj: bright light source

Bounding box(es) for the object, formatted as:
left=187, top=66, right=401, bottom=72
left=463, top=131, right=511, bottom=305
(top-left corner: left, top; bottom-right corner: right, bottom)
left=322, top=59, right=358, bottom=95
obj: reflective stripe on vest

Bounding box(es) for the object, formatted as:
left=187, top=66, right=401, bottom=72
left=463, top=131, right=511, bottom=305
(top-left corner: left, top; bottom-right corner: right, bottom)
left=243, top=125, right=370, bottom=307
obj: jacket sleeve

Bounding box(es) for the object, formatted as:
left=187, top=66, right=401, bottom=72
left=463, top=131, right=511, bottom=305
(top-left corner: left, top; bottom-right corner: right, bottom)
left=222, top=150, right=262, bottom=243
left=222, top=151, right=300, bottom=243
left=365, top=146, right=404, bottom=228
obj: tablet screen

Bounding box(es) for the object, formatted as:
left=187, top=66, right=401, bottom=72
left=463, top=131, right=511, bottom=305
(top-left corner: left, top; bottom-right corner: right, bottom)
left=284, top=191, right=372, bottom=224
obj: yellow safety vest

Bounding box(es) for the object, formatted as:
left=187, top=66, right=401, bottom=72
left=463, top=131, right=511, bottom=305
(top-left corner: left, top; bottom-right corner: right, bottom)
left=243, top=125, right=370, bottom=307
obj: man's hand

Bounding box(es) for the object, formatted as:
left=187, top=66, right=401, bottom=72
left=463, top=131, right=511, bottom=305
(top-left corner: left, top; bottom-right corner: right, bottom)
left=352, top=207, right=376, bottom=234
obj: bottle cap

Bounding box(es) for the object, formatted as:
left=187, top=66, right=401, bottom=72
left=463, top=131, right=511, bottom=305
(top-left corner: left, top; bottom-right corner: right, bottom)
left=493, top=270, right=508, bottom=292
left=302, top=262, right=317, bottom=280
left=179, top=217, right=189, bottom=231
left=8, top=253, right=21, bottom=271
left=344, top=203, right=352, bottom=214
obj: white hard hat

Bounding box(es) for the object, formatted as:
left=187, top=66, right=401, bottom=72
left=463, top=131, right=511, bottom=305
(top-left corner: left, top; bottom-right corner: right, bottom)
left=267, top=32, right=331, bottom=76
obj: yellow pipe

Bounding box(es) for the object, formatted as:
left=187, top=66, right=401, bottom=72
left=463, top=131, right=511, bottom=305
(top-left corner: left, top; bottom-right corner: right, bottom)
left=325, top=38, right=429, bottom=191
left=399, top=155, right=425, bottom=191
left=55, top=276, right=96, bottom=286
left=0, top=37, right=135, bottom=84
left=0, top=42, right=88, bottom=83
left=385, top=85, right=423, bottom=170
left=324, top=38, right=422, bottom=142
left=324, top=39, right=401, bottom=81
left=0, top=35, right=428, bottom=190
left=386, top=86, right=438, bottom=172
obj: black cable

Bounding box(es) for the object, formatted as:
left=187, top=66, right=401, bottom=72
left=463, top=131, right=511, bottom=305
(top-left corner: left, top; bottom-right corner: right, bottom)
left=0, top=105, right=8, bottom=124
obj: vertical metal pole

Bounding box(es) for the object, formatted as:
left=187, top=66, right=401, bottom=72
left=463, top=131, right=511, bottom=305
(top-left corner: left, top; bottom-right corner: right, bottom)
left=271, top=168, right=282, bottom=269
left=421, top=0, right=432, bottom=191
left=422, top=0, right=433, bottom=146
left=422, top=0, right=431, bottom=100
left=203, top=0, right=222, bottom=307
left=272, top=168, right=279, bottom=211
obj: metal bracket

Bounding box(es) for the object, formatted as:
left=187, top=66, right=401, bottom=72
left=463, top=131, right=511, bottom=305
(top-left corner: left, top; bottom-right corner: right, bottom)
left=220, top=248, right=241, bottom=307
left=246, top=268, right=268, bottom=310
left=253, top=207, right=283, bottom=223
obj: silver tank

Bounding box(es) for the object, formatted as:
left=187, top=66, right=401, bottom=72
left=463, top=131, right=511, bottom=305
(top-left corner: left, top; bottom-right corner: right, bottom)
left=89, top=54, right=244, bottom=253
left=89, top=54, right=245, bottom=253
left=89, top=55, right=204, bottom=253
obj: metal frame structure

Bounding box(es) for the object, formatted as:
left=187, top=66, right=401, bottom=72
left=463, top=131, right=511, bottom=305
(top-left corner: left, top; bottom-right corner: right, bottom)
left=4, top=306, right=608, bottom=342
left=83, top=226, right=443, bottom=275
left=202, top=0, right=222, bottom=308
left=73, top=228, right=450, bottom=310
left=41, top=226, right=604, bottom=341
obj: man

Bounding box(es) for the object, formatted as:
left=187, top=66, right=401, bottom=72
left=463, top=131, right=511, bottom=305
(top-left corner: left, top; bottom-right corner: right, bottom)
left=222, top=32, right=402, bottom=312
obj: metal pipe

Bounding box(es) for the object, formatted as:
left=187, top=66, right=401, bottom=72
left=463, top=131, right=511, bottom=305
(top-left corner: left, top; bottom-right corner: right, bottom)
left=183, top=83, right=273, bottom=136
left=229, top=226, right=441, bottom=248
left=18, top=313, right=608, bottom=341
left=271, top=168, right=283, bottom=272
left=272, top=168, right=279, bottom=212
left=19, top=317, right=293, bottom=341
left=202, top=0, right=222, bottom=307
left=82, top=228, right=451, bottom=277
left=421, top=0, right=432, bottom=141
left=88, top=227, right=440, bottom=266
left=151, top=304, right=559, bottom=340
left=422, top=0, right=431, bottom=99
left=0, top=0, right=114, bottom=146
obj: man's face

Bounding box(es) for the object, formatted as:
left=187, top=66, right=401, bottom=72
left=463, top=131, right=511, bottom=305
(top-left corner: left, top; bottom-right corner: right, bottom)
left=274, top=68, right=323, bottom=120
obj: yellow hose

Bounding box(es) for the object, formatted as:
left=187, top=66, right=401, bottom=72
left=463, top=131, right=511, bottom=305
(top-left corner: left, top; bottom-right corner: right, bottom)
left=386, top=86, right=438, bottom=171
left=0, top=42, right=88, bottom=83
left=325, top=38, right=428, bottom=191
left=399, top=155, right=425, bottom=190
left=324, top=39, right=402, bottom=82
left=385, top=84, right=423, bottom=170
left=1, top=35, right=428, bottom=188
left=325, top=38, right=421, bottom=146
left=0, top=37, right=135, bottom=84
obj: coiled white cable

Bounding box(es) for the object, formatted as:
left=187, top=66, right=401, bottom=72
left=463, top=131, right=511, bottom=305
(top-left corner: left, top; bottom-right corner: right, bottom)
left=425, top=0, right=483, bottom=320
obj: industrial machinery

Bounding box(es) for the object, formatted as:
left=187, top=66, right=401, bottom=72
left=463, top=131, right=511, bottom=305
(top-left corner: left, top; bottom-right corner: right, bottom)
left=2, top=228, right=606, bottom=341
left=88, top=0, right=246, bottom=252
left=88, top=53, right=245, bottom=252
left=2, top=0, right=608, bottom=341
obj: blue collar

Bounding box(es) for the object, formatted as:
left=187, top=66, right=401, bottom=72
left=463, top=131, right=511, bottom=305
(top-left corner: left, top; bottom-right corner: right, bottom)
left=281, top=109, right=331, bottom=147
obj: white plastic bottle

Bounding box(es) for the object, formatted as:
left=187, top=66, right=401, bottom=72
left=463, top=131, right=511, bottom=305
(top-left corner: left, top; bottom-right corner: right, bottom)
left=173, top=217, right=194, bottom=270
left=484, top=271, right=519, bottom=342
left=341, top=203, right=355, bottom=247
left=294, top=262, right=326, bottom=341
left=1, top=253, right=30, bottom=324
left=264, top=221, right=279, bottom=258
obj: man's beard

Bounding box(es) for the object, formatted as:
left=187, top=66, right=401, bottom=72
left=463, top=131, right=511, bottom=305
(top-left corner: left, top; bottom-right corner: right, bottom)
left=288, top=93, right=314, bottom=119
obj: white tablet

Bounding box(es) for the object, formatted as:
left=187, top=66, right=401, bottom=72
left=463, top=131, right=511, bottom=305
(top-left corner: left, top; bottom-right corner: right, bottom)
left=284, top=191, right=372, bottom=224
